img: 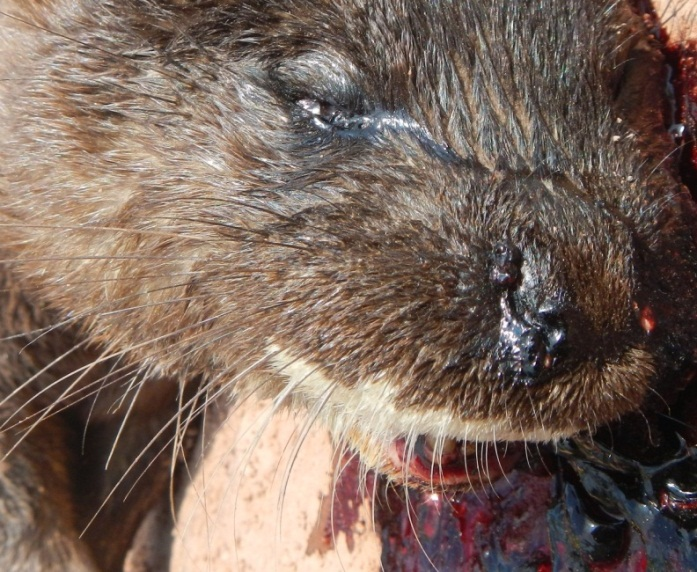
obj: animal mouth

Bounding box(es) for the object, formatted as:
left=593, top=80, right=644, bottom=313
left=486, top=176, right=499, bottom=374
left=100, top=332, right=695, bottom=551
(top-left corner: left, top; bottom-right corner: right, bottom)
left=268, top=345, right=573, bottom=489
left=385, top=435, right=524, bottom=489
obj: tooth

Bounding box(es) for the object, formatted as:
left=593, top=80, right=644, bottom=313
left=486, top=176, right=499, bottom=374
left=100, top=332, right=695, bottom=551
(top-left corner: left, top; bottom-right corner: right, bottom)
left=424, top=435, right=437, bottom=454
left=462, top=441, right=479, bottom=457
left=441, top=438, right=458, bottom=456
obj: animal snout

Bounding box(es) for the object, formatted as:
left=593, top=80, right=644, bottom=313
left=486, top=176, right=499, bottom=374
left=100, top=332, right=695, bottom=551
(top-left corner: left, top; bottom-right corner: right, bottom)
left=496, top=295, right=567, bottom=387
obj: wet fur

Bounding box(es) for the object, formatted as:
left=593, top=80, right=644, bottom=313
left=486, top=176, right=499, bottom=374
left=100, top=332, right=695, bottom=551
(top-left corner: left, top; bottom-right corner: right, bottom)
left=1, top=0, right=697, bottom=569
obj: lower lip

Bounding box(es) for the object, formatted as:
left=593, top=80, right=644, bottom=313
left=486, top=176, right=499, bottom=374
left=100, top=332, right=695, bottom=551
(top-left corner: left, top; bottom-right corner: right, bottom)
left=388, top=437, right=524, bottom=489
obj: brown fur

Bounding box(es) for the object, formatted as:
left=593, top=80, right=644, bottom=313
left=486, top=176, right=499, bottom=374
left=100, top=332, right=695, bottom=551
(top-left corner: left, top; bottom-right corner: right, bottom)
left=1, top=0, right=696, bottom=569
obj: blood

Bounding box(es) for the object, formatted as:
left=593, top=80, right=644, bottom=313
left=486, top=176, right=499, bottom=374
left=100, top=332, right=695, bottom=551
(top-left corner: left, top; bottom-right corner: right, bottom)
left=363, top=437, right=697, bottom=571
left=370, top=454, right=555, bottom=571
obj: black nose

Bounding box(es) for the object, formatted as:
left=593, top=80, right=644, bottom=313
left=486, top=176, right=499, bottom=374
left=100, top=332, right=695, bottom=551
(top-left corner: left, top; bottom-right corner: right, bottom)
left=496, top=298, right=566, bottom=387
left=490, top=241, right=522, bottom=287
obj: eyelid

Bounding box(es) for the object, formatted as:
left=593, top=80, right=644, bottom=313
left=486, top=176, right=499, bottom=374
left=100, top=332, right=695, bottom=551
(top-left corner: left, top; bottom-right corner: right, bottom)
left=273, top=55, right=461, bottom=160
left=296, top=96, right=462, bottom=163
left=270, top=52, right=364, bottom=108
left=297, top=98, right=372, bottom=132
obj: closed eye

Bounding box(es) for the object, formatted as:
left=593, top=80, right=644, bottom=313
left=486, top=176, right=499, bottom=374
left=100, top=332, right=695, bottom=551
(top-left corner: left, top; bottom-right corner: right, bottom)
left=297, top=98, right=374, bottom=134
left=291, top=94, right=463, bottom=168
left=295, top=97, right=461, bottom=164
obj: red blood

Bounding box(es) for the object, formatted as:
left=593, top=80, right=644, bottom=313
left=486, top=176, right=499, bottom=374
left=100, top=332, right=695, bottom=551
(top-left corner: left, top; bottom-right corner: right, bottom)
left=639, top=306, right=656, bottom=334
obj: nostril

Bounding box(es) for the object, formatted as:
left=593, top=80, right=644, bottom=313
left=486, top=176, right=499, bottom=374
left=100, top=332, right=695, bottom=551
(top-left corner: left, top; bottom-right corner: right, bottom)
left=538, top=313, right=566, bottom=352
left=490, top=241, right=522, bottom=287
left=519, top=329, right=549, bottom=378
left=545, top=326, right=565, bottom=350
left=497, top=300, right=567, bottom=386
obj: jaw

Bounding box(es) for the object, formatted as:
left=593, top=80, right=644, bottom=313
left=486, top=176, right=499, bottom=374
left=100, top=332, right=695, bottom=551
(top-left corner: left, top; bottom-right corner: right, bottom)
left=265, top=345, right=607, bottom=489
left=265, top=343, right=654, bottom=489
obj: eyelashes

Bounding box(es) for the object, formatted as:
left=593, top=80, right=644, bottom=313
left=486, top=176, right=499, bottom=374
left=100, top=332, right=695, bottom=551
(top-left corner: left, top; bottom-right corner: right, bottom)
left=293, top=95, right=461, bottom=163
left=269, top=50, right=462, bottom=163
left=296, top=97, right=375, bottom=135
left=268, top=52, right=371, bottom=136
left=273, top=55, right=462, bottom=163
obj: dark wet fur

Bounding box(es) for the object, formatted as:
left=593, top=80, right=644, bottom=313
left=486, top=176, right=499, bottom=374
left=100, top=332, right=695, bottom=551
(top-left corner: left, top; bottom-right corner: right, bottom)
left=1, top=0, right=697, bottom=569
